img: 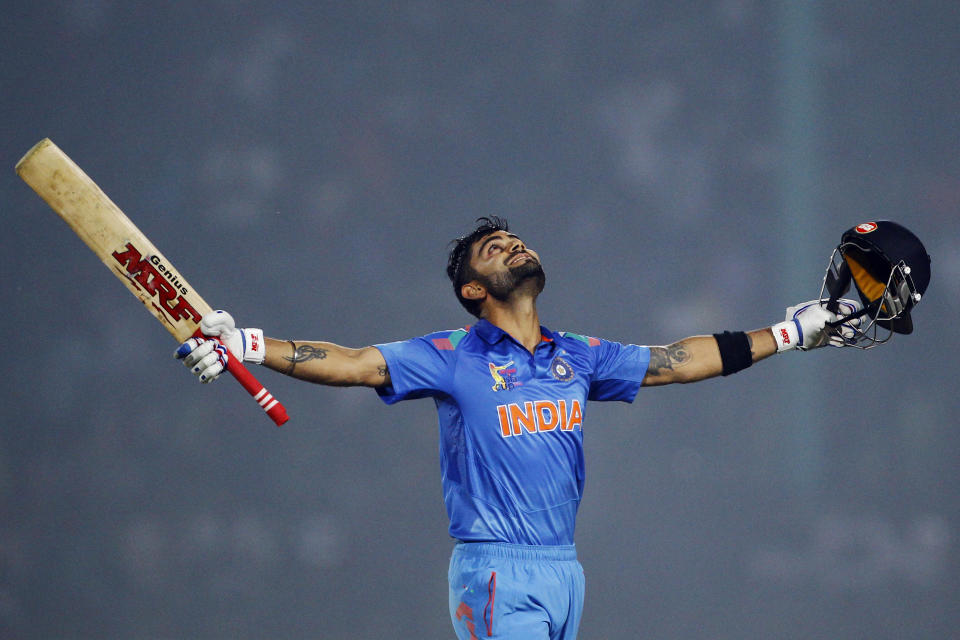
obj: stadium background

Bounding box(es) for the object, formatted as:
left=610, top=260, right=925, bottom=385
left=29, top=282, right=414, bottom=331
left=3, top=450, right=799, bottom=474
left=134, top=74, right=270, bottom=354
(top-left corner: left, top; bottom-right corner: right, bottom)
left=1, top=2, right=958, bottom=637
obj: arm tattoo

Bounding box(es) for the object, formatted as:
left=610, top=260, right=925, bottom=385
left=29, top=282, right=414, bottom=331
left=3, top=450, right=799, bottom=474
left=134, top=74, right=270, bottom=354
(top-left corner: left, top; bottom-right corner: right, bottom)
left=647, top=341, right=692, bottom=376
left=378, top=365, right=388, bottom=377
left=282, top=343, right=328, bottom=376
left=284, top=344, right=329, bottom=364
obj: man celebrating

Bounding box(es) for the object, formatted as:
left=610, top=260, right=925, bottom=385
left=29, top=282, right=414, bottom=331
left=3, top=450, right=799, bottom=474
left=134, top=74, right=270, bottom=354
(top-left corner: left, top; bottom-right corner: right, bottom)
left=177, top=217, right=859, bottom=639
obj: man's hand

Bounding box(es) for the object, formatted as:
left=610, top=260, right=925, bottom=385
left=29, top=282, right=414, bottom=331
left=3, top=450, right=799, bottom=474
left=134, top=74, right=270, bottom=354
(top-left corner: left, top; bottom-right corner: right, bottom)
left=174, top=310, right=265, bottom=383
left=773, top=299, right=862, bottom=352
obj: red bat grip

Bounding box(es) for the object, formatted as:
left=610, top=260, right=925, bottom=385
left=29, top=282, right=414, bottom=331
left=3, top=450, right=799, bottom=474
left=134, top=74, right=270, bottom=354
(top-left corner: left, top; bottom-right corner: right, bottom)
left=224, top=355, right=289, bottom=426
left=192, top=329, right=289, bottom=426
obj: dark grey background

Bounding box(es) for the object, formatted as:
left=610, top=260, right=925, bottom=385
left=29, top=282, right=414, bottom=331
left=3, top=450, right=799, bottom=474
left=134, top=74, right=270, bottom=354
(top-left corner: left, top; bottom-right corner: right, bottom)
left=2, top=2, right=958, bottom=638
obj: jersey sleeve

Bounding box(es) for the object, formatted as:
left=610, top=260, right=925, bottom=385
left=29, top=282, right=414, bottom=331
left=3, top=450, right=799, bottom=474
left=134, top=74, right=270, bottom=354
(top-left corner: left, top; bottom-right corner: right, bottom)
left=588, top=339, right=651, bottom=402
left=374, top=333, right=456, bottom=404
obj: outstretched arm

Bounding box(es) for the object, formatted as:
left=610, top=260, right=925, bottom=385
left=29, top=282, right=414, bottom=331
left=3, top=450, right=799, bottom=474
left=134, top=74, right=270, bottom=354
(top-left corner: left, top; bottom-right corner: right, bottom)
left=262, top=338, right=390, bottom=387
left=176, top=311, right=390, bottom=388
left=640, top=298, right=865, bottom=387
left=642, top=328, right=775, bottom=386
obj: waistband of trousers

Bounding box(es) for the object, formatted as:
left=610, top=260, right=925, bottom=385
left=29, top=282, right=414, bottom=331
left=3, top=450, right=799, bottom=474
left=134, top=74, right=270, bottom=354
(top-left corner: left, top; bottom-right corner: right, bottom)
left=453, top=541, right=578, bottom=562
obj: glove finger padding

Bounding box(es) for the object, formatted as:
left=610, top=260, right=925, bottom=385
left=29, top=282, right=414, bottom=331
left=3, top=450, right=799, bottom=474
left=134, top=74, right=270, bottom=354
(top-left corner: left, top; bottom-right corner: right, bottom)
left=827, top=298, right=863, bottom=346
left=175, top=337, right=211, bottom=366
left=195, top=345, right=228, bottom=383
left=174, top=337, right=228, bottom=382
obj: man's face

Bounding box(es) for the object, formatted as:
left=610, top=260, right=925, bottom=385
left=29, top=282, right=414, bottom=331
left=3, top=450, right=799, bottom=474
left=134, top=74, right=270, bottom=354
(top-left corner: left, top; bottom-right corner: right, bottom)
left=468, top=230, right=545, bottom=302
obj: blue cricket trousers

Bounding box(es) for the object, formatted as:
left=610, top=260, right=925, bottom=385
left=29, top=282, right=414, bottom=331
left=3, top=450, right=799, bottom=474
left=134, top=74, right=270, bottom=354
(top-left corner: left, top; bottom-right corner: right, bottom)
left=448, top=542, right=585, bottom=640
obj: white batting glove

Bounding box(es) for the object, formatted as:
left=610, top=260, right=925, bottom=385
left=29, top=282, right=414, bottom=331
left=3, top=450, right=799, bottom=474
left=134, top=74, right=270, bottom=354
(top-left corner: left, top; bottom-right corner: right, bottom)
left=772, top=298, right=863, bottom=352
left=174, top=310, right=265, bottom=383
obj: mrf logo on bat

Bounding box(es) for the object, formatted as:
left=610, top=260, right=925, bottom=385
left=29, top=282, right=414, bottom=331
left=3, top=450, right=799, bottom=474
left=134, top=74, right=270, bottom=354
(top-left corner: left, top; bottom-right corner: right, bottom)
left=111, top=242, right=202, bottom=325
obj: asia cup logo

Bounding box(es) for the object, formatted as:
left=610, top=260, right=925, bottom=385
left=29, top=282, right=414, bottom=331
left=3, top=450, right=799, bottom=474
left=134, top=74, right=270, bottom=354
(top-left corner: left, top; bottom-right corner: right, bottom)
left=489, top=361, right=522, bottom=391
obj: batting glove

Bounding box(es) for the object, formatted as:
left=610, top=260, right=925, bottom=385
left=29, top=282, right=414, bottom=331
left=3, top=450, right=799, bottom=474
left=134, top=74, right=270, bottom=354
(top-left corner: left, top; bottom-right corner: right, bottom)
left=174, top=310, right=265, bottom=383
left=772, top=298, right=863, bottom=352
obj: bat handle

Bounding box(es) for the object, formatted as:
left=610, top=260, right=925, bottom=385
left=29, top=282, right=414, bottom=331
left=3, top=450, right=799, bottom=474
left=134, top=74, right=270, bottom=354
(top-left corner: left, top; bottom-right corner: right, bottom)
left=192, top=329, right=290, bottom=426
left=224, top=355, right=290, bottom=426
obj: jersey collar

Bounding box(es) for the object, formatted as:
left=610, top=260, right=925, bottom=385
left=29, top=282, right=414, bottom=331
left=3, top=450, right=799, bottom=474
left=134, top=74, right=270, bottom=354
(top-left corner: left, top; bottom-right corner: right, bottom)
left=474, top=318, right=558, bottom=346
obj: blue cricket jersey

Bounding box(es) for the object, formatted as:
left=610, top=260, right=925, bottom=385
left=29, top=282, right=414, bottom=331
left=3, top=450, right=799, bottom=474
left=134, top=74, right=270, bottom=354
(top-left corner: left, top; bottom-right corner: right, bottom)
left=375, top=319, right=650, bottom=546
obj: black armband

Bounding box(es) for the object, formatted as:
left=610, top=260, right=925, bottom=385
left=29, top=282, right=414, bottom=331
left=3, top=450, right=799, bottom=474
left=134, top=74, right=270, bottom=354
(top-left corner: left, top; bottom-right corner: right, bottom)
left=713, top=331, right=753, bottom=376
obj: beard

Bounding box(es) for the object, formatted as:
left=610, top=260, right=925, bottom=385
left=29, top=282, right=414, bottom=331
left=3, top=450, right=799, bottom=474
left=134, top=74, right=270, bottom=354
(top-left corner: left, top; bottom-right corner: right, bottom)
left=478, top=259, right=546, bottom=302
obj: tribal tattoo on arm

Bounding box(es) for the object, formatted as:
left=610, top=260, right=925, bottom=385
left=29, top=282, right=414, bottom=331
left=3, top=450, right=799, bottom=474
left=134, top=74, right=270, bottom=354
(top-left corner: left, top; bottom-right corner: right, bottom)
left=284, top=344, right=329, bottom=363
left=270, top=340, right=387, bottom=386
left=282, top=343, right=328, bottom=376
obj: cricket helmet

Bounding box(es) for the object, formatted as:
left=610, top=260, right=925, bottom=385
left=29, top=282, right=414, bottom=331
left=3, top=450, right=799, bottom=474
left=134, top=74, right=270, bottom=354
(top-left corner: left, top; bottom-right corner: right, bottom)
left=820, top=220, right=930, bottom=348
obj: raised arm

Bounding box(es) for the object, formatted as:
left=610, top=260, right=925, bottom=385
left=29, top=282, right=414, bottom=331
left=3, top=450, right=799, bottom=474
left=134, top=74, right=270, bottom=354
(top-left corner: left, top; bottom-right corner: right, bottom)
left=640, top=298, right=865, bottom=387
left=262, top=338, right=390, bottom=387
left=642, top=328, right=775, bottom=386
left=175, top=311, right=390, bottom=388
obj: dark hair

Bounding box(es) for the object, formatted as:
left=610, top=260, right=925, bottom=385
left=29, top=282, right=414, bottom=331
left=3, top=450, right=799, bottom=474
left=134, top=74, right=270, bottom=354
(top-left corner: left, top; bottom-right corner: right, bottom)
left=446, top=216, right=510, bottom=317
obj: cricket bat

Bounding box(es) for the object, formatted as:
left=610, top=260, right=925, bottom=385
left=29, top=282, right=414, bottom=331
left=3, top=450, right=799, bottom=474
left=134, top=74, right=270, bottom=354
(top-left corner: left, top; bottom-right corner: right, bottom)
left=16, top=138, right=289, bottom=426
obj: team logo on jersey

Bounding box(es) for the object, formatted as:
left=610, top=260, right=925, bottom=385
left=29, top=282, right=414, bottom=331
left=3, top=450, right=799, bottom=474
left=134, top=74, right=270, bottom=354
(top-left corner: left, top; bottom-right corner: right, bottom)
left=549, top=355, right=574, bottom=382
left=489, top=361, right=522, bottom=391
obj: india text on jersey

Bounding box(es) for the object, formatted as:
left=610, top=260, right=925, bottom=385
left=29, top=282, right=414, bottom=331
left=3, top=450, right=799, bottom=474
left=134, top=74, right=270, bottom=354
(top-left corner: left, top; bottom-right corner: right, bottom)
left=496, top=399, right=584, bottom=437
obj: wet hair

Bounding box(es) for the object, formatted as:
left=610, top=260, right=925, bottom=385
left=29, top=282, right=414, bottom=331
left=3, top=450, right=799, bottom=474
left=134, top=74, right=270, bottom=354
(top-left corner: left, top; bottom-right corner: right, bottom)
left=446, top=216, right=510, bottom=318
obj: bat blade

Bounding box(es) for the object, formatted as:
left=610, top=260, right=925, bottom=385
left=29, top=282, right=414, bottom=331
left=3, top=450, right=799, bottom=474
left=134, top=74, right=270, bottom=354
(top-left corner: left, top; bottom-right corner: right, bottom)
left=16, top=138, right=210, bottom=342
left=16, top=138, right=289, bottom=426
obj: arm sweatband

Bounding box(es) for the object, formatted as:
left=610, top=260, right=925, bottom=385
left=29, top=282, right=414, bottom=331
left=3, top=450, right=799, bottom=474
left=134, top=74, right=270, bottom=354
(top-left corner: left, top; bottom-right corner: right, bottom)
left=712, top=331, right=753, bottom=376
